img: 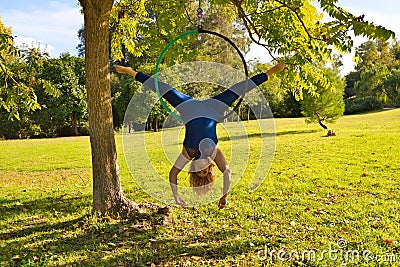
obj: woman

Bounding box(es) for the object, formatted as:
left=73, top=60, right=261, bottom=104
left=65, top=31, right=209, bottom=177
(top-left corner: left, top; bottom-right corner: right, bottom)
left=115, top=62, right=285, bottom=209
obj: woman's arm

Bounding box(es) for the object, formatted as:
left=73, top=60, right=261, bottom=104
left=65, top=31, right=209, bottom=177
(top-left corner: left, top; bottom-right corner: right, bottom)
left=169, top=165, right=187, bottom=207
left=115, top=65, right=191, bottom=110
left=169, top=150, right=191, bottom=207
left=213, top=146, right=231, bottom=209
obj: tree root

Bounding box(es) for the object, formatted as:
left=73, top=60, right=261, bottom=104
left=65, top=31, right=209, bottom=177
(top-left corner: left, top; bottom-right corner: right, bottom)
left=108, top=195, right=172, bottom=225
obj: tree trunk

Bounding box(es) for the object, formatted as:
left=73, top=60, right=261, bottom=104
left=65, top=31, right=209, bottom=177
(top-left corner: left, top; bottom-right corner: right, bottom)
left=153, top=117, right=158, bottom=132
left=318, top=120, right=328, bottom=129
left=147, top=120, right=152, bottom=131
left=79, top=0, right=138, bottom=216
left=71, top=112, right=79, bottom=136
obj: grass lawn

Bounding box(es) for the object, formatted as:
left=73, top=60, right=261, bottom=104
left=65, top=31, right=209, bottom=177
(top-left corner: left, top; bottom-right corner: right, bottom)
left=0, top=109, right=399, bottom=266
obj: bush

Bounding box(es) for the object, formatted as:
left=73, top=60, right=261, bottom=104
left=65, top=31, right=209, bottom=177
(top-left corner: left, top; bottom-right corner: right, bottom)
left=0, top=118, right=43, bottom=139
left=0, top=118, right=90, bottom=139
left=78, top=122, right=90, bottom=136
left=344, top=96, right=382, bottom=115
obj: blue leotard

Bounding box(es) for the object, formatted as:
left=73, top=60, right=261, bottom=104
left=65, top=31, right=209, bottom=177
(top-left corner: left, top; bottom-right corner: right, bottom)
left=135, top=72, right=268, bottom=159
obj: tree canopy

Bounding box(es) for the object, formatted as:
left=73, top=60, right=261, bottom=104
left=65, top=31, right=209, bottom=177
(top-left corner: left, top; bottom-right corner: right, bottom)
left=352, top=40, right=400, bottom=105
left=109, top=0, right=395, bottom=100
left=343, top=39, right=400, bottom=115
left=0, top=19, right=42, bottom=120
left=301, top=61, right=345, bottom=129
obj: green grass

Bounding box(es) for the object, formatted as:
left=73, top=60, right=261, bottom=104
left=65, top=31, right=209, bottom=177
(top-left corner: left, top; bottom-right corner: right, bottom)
left=1, top=109, right=399, bottom=266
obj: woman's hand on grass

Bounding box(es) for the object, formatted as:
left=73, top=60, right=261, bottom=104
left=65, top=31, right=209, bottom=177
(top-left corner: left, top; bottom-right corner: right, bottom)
left=218, top=194, right=228, bottom=209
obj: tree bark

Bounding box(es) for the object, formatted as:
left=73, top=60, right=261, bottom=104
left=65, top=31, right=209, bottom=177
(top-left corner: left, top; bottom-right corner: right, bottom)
left=318, top=120, right=328, bottom=129
left=79, top=0, right=138, bottom=216
left=71, top=112, right=79, bottom=136
left=153, top=117, right=158, bottom=132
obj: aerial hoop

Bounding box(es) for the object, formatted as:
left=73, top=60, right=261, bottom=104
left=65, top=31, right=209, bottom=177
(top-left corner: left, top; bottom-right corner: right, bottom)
left=154, top=26, right=249, bottom=122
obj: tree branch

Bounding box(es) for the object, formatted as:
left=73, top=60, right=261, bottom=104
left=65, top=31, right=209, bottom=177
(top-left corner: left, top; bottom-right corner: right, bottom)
left=248, top=5, right=286, bottom=16
left=274, top=0, right=325, bottom=42
left=184, top=4, right=196, bottom=27
left=231, top=1, right=277, bottom=60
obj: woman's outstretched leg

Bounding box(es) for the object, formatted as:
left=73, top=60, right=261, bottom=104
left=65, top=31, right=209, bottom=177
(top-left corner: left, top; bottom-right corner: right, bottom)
left=212, top=62, right=285, bottom=108
left=115, top=65, right=191, bottom=108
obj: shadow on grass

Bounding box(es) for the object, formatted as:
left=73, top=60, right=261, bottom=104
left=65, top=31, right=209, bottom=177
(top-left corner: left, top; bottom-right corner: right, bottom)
left=0, top=195, right=251, bottom=266
left=275, top=129, right=321, bottom=136
left=345, top=108, right=390, bottom=116
left=0, top=194, right=90, bottom=222
left=218, top=128, right=321, bottom=142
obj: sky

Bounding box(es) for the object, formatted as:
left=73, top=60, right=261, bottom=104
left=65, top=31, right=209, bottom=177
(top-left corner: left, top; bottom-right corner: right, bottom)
left=0, top=1, right=399, bottom=75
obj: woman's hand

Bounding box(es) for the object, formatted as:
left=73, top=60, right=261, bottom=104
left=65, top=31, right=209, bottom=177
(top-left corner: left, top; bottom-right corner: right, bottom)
left=175, top=195, right=187, bottom=208
left=218, top=194, right=228, bottom=209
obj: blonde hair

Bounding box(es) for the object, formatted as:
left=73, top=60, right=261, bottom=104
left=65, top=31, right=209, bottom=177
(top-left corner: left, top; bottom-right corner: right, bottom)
left=189, top=161, right=216, bottom=196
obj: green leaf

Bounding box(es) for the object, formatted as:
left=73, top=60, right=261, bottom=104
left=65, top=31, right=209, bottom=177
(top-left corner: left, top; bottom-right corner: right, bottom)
left=42, top=79, right=62, bottom=98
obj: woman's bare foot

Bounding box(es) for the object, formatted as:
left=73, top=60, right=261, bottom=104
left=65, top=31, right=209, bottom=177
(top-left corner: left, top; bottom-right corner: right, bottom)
left=266, top=62, right=285, bottom=76
left=115, top=65, right=137, bottom=77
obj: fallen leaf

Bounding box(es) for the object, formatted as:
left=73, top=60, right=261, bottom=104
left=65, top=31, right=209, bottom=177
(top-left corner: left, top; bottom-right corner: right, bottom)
left=384, top=237, right=396, bottom=245
left=315, top=209, right=326, bottom=215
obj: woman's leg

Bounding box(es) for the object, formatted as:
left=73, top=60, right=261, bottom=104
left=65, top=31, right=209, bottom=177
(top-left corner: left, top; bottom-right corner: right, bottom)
left=213, top=145, right=231, bottom=209
left=135, top=72, right=191, bottom=108
left=212, top=73, right=268, bottom=107
left=212, top=62, right=285, bottom=108
left=115, top=66, right=191, bottom=108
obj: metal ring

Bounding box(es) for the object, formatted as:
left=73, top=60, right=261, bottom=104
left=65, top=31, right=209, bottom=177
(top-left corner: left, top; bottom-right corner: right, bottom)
left=154, top=29, right=249, bottom=122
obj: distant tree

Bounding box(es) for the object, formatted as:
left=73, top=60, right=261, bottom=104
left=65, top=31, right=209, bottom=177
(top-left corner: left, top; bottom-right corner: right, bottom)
left=251, top=61, right=302, bottom=118
left=110, top=71, right=167, bottom=131
left=37, top=53, right=87, bottom=136
left=77, top=26, right=85, bottom=57
left=351, top=40, right=400, bottom=106
left=344, top=71, right=359, bottom=99
left=301, top=63, right=345, bottom=129
left=0, top=19, right=43, bottom=120
left=0, top=51, right=86, bottom=139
